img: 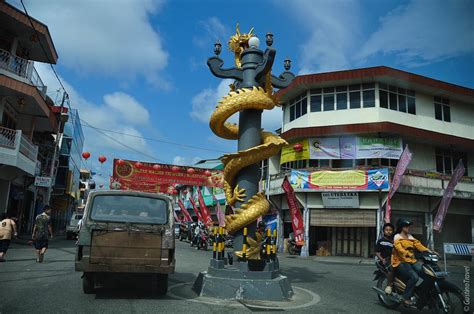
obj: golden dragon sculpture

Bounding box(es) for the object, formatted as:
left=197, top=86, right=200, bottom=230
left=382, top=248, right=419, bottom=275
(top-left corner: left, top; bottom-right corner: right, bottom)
left=209, top=25, right=288, bottom=259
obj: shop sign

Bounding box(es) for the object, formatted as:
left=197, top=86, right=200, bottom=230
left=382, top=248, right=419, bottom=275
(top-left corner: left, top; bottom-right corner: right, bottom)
left=322, top=192, right=359, bottom=208
left=34, top=176, right=52, bottom=187
left=290, top=168, right=389, bottom=191
left=280, top=139, right=310, bottom=164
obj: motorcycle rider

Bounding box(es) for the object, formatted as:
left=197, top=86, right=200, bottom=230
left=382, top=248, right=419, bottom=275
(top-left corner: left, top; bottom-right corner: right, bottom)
left=375, top=222, right=394, bottom=294
left=192, top=221, right=205, bottom=248
left=392, top=218, right=433, bottom=307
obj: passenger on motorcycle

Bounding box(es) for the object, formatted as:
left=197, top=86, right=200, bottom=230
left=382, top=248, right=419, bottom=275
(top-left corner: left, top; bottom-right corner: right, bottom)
left=392, top=218, right=434, bottom=307
left=192, top=221, right=205, bottom=247
left=375, top=223, right=394, bottom=294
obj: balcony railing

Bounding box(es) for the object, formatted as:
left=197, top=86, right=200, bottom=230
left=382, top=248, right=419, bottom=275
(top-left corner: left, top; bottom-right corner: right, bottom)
left=0, top=126, right=38, bottom=161
left=0, top=48, right=47, bottom=97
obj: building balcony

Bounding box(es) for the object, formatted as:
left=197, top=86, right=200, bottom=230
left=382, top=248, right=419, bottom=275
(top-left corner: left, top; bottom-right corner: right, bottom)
left=0, top=48, right=47, bottom=98
left=0, top=126, right=39, bottom=176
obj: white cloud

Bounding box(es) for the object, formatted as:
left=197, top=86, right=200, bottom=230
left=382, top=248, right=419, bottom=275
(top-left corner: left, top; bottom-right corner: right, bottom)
left=357, top=0, right=474, bottom=66
left=173, top=156, right=202, bottom=166
left=280, top=0, right=362, bottom=73
left=19, top=0, right=169, bottom=87
left=193, top=17, right=229, bottom=49
left=190, top=79, right=234, bottom=123
left=103, top=92, right=150, bottom=125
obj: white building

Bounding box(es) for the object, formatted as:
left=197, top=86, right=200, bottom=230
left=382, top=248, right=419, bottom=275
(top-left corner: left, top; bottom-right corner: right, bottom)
left=265, top=66, right=474, bottom=258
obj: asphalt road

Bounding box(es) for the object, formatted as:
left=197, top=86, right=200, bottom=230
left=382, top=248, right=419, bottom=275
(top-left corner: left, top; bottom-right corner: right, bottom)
left=0, top=237, right=471, bottom=313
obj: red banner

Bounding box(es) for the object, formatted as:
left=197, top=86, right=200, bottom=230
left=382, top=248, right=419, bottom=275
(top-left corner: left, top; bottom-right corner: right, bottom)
left=390, top=145, right=413, bottom=199
left=112, top=159, right=224, bottom=193
left=433, top=160, right=465, bottom=232
left=282, top=176, right=305, bottom=245
left=177, top=200, right=192, bottom=222
left=189, top=197, right=203, bottom=222
left=214, top=195, right=225, bottom=227
left=197, top=186, right=213, bottom=227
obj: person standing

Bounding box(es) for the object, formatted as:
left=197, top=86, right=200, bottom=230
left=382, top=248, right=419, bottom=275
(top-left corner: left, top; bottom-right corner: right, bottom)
left=0, top=213, right=18, bottom=262
left=32, top=206, right=53, bottom=263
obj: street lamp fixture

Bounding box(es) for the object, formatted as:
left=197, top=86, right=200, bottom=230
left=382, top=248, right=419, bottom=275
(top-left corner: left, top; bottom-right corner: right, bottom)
left=214, top=40, right=222, bottom=56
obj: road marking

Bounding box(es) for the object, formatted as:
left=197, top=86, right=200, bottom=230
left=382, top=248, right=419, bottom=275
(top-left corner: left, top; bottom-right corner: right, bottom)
left=167, top=282, right=321, bottom=310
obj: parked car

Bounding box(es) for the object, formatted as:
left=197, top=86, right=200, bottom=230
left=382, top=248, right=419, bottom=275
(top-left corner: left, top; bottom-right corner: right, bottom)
left=75, top=190, right=175, bottom=295
left=66, top=213, right=83, bottom=240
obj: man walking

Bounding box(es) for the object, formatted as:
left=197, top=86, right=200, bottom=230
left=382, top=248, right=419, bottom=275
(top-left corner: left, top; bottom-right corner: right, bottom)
left=0, top=213, right=18, bottom=262
left=32, top=206, right=53, bottom=263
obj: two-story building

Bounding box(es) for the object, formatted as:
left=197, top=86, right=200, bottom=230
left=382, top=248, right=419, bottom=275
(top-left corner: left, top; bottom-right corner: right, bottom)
left=265, top=66, right=474, bottom=258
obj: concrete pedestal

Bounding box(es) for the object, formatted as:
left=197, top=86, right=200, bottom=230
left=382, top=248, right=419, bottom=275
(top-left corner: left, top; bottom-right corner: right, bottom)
left=193, top=260, right=293, bottom=301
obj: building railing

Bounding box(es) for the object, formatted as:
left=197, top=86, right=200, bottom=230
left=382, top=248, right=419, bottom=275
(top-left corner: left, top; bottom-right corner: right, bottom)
left=0, top=126, right=17, bottom=148
left=0, top=126, right=39, bottom=161
left=0, top=48, right=47, bottom=97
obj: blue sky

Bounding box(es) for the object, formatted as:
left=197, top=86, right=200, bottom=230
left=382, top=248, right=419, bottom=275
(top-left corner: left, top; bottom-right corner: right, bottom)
left=12, top=0, right=474, bottom=185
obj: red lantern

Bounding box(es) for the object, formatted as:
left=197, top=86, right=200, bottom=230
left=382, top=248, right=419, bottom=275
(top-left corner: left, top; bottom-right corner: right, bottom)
left=98, top=155, right=107, bottom=164
left=187, top=168, right=195, bottom=174
left=117, top=159, right=125, bottom=165
left=204, top=170, right=212, bottom=177
left=172, top=166, right=180, bottom=172
left=293, top=143, right=303, bottom=152
left=135, top=162, right=142, bottom=169
left=153, top=164, right=161, bottom=170
left=82, top=152, right=91, bottom=159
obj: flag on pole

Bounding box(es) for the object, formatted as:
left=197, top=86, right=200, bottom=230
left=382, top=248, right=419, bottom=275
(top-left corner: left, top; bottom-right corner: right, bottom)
left=433, top=160, right=465, bottom=232
left=213, top=195, right=225, bottom=227
left=384, top=194, right=391, bottom=224
left=189, top=197, right=203, bottom=222
left=389, top=145, right=413, bottom=199
left=177, top=199, right=192, bottom=222
left=197, top=186, right=213, bottom=227
left=282, top=176, right=305, bottom=245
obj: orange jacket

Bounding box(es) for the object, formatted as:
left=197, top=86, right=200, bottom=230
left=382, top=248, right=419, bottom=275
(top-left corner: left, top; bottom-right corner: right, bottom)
left=391, top=233, right=429, bottom=268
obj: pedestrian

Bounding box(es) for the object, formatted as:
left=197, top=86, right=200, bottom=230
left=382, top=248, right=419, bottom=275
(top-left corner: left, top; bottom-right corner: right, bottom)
left=0, top=213, right=18, bottom=262
left=32, top=206, right=53, bottom=263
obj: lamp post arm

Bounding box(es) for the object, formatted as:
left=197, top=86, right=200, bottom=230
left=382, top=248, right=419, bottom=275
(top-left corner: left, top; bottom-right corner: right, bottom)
left=255, top=48, right=276, bottom=82
left=271, top=71, right=295, bottom=89
left=207, top=57, right=243, bottom=81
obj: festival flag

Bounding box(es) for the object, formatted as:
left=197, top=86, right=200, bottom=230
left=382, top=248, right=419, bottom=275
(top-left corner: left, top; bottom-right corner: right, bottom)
left=197, top=186, right=214, bottom=227
left=177, top=199, right=192, bottom=222
left=389, top=145, right=413, bottom=199
left=282, top=176, right=305, bottom=245
left=213, top=195, right=225, bottom=227
left=189, top=197, right=203, bottom=222
left=384, top=195, right=391, bottom=224
left=433, top=160, right=465, bottom=232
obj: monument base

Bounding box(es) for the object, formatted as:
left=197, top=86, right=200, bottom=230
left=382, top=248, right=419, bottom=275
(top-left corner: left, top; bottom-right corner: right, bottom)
left=192, top=260, right=293, bottom=301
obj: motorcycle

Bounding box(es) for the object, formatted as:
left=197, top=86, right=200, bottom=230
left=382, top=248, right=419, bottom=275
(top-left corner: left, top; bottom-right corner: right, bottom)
left=288, top=236, right=302, bottom=255
left=196, top=229, right=208, bottom=251
left=224, top=234, right=234, bottom=248
left=372, top=252, right=468, bottom=313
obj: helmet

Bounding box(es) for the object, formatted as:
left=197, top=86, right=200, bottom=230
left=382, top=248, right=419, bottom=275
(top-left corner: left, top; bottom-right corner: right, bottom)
left=258, top=221, right=266, bottom=229
left=396, top=218, right=412, bottom=231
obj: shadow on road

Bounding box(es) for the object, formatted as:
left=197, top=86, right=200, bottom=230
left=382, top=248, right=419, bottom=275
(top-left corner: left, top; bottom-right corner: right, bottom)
left=281, top=266, right=329, bottom=284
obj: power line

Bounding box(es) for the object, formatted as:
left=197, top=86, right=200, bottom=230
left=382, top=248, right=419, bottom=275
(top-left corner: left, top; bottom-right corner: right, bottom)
left=80, top=123, right=227, bottom=154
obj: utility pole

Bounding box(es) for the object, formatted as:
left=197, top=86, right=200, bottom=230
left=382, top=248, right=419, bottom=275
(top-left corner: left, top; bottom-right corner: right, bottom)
left=45, top=91, right=67, bottom=205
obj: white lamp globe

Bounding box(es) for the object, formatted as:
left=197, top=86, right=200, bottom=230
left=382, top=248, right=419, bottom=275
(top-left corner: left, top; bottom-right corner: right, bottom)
left=249, top=36, right=260, bottom=48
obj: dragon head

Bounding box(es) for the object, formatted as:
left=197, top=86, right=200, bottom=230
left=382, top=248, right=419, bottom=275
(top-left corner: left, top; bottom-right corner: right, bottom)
left=228, top=23, right=255, bottom=68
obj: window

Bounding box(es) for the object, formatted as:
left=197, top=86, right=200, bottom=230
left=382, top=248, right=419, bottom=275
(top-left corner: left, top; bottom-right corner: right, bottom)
left=363, top=90, right=375, bottom=108
left=323, top=94, right=335, bottom=111
left=380, top=84, right=416, bottom=114
left=332, top=159, right=354, bottom=168
left=310, top=94, right=322, bottom=112
left=435, top=150, right=468, bottom=175
left=336, top=92, right=347, bottom=110
left=434, top=97, right=450, bottom=122
left=350, top=91, right=361, bottom=109
left=288, top=93, right=308, bottom=122
left=380, top=159, right=398, bottom=167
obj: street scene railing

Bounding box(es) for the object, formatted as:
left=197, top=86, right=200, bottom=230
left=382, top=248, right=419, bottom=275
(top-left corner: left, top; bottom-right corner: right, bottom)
left=0, top=126, right=17, bottom=148
left=19, top=133, right=39, bottom=161
left=0, top=48, right=47, bottom=97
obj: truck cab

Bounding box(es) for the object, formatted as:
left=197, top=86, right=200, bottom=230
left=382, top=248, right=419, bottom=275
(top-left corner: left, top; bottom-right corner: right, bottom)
left=75, top=190, right=175, bottom=294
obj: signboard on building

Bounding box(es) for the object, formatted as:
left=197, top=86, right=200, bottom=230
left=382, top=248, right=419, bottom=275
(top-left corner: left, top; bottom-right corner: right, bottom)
left=112, top=159, right=223, bottom=193
left=443, top=243, right=474, bottom=256
left=322, top=192, right=359, bottom=208
left=280, top=139, right=310, bottom=164
left=34, top=176, right=52, bottom=187
left=290, top=168, right=389, bottom=191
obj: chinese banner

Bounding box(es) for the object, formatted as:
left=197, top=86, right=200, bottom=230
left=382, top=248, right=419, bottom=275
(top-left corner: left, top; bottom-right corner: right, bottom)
left=389, top=145, right=413, bottom=199
left=433, top=160, right=465, bottom=232
left=280, top=139, right=310, bottom=164
left=112, top=159, right=224, bottom=193
left=189, top=198, right=203, bottom=222
left=290, top=168, right=389, bottom=191
left=213, top=195, right=225, bottom=227
left=282, top=177, right=305, bottom=245
left=177, top=200, right=192, bottom=222
left=197, top=186, right=213, bottom=227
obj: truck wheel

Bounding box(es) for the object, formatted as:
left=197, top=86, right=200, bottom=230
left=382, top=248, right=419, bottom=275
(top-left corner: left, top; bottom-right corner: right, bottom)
left=82, top=273, right=95, bottom=294
left=155, top=274, right=168, bottom=295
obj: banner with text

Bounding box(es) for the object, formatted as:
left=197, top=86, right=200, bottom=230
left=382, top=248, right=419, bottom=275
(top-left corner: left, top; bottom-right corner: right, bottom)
left=282, top=177, right=305, bottom=245
left=290, top=168, right=389, bottom=191
left=280, top=139, right=310, bottom=164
